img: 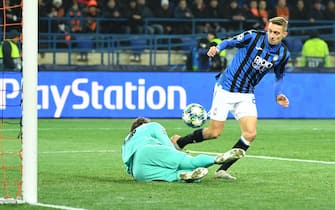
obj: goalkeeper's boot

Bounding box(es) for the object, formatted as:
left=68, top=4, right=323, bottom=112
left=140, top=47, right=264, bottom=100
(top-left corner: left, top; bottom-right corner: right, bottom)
left=170, top=135, right=182, bottom=151
left=214, top=148, right=245, bottom=164
left=179, top=167, right=208, bottom=183
left=214, top=170, right=237, bottom=180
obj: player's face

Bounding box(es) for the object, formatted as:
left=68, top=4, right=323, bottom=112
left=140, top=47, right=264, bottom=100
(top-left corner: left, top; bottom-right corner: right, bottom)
left=267, top=23, right=287, bottom=45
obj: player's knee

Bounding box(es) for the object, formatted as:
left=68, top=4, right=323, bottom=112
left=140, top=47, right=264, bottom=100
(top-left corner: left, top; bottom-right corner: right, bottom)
left=242, top=131, right=256, bottom=141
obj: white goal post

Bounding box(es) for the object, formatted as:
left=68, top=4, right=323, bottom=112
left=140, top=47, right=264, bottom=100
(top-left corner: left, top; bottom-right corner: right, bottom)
left=22, top=0, right=38, bottom=204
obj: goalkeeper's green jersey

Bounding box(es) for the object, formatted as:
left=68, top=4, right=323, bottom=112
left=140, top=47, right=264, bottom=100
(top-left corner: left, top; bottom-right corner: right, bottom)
left=121, top=122, right=174, bottom=175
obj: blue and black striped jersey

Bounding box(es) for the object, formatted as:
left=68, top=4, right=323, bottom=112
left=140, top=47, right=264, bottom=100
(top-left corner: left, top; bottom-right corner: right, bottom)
left=216, top=30, right=290, bottom=94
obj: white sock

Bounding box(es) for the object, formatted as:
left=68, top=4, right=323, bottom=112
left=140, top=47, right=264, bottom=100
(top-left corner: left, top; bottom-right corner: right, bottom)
left=240, top=135, right=250, bottom=146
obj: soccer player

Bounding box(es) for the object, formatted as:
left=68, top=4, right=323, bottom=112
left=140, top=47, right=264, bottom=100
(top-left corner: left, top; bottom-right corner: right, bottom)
left=122, top=117, right=245, bottom=182
left=172, top=17, right=290, bottom=180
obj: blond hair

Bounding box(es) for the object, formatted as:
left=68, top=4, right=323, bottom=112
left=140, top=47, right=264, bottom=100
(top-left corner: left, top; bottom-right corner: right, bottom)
left=269, top=17, right=288, bottom=31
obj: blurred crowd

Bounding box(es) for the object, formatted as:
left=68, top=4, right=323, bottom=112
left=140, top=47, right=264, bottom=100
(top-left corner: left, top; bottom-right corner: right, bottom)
left=0, top=0, right=333, bottom=70
left=38, top=0, right=335, bottom=35
left=0, top=0, right=22, bottom=32
left=35, top=0, right=335, bottom=65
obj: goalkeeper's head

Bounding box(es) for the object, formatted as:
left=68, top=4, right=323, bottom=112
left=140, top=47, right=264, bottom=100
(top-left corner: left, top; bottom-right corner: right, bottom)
left=130, top=117, right=151, bottom=132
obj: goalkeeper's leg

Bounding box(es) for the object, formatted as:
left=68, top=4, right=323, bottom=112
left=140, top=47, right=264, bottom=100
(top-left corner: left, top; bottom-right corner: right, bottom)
left=132, top=145, right=213, bottom=182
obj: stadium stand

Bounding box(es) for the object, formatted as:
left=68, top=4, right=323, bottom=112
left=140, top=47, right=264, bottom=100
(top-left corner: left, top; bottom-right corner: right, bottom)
left=34, top=0, right=335, bottom=71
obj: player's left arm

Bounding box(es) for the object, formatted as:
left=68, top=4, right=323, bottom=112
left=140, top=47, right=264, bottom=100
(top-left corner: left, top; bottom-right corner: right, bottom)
left=274, top=55, right=290, bottom=108
left=275, top=85, right=289, bottom=108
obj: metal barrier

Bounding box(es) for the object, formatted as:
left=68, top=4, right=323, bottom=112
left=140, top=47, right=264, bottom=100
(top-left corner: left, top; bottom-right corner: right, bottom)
left=36, top=17, right=335, bottom=66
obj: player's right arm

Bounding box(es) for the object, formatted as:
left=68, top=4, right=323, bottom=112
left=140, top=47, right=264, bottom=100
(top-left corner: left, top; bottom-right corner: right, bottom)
left=207, top=30, right=254, bottom=57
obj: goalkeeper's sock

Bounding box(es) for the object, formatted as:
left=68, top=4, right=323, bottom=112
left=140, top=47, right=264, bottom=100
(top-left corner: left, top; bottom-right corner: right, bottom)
left=177, top=129, right=204, bottom=149
left=217, top=136, right=250, bottom=171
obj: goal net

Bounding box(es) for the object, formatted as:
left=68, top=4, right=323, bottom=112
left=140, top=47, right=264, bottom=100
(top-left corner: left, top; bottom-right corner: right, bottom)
left=0, top=0, right=23, bottom=203
left=0, top=0, right=37, bottom=204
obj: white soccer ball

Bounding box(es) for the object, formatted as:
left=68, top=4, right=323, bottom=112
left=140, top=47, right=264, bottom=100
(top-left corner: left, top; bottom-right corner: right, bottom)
left=182, top=103, right=208, bottom=128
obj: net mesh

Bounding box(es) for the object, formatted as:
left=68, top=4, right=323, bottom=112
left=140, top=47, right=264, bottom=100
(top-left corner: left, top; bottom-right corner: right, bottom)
left=0, top=0, right=23, bottom=203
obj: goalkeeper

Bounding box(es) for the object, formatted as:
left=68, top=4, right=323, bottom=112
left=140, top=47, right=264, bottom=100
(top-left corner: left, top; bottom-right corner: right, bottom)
left=121, top=117, right=244, bottom=183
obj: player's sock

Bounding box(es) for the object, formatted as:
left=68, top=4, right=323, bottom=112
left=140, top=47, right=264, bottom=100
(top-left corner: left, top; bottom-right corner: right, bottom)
left=177, top=129, right=204, bottom=149
left=217, top=136, right=250, bottom=171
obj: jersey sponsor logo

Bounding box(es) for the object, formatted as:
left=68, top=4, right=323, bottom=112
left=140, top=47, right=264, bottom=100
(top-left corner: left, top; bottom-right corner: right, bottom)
left=252, top=56, right=273, bottom=71
left=255, top=46, right=263, bottom=50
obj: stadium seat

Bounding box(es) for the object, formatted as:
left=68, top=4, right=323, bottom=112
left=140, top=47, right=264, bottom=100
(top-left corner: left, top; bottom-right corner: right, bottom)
left=130, top=38, right=147, bottom=54
left=75, top=35, right=94, bottom=50
left=180, top=38, right=197, bottom=52
left=285, top=37, right=303, bottom=53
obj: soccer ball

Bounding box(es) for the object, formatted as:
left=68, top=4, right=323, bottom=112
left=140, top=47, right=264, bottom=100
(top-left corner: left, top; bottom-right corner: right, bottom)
left=182, top=103, right=208, bottom=128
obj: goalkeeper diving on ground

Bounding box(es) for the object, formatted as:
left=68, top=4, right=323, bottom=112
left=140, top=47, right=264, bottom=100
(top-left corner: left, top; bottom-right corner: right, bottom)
left=121, top=117, right=244, bottom=183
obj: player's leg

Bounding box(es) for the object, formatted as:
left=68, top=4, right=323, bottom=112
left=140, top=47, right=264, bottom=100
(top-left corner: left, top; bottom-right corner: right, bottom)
left=177, top=149, right=245, bottom=182
left=239, top=116, right=257, bottom=143
left=179, top=149, right=245, bottom=168
left=216, top=116, right=256, bottom=170
left=132, top=144, right=242, bottom=182
left=132, top=145, right=186, bottom=182
left=177, top=147, right=245, bottom=182
left=132, top=144, right=215, bottom=182
left=171, top=119, right=225, bottom=150
left=215, top=93, right=257, bottom=179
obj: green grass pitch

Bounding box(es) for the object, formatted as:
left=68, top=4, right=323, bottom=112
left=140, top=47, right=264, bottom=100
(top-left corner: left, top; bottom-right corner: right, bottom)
left=2, top=119, right=335, bottom=210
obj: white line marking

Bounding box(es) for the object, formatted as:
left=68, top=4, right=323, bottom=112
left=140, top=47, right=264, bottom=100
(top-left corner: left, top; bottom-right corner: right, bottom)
left=40, top=149, right=335, bottom=165
left=3, top=127, right=185, bottom=131
left=39, top=127, right=126, bottom=131
left=246, top=154, right=335, bottom=165
left=0, top=127, right=122, bottom=132
left=31, top=202, right=87, bottom=210
left=186, top=150, right=335, bottom=165
left=40, top=150, right=116, bottom=154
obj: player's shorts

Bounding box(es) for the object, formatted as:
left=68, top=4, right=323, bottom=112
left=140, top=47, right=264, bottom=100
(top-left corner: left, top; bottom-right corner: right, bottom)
left=208, top=84, right=257, bottom=121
